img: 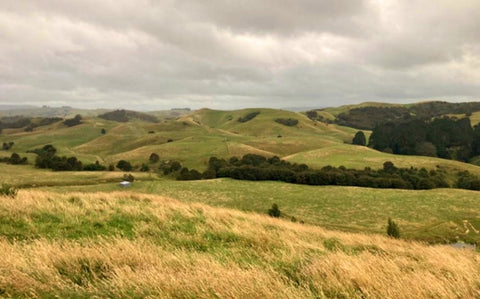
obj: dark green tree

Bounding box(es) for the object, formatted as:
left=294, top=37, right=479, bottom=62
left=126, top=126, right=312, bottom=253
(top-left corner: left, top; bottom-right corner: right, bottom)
left=116, top=160, right=132, bottom=171
left=149, top=153, right=160, bottom=163
left=268, top=203, right=281, bottom=218
left=352, top=131, right=366, bottom=146
left=387, top=218, right=400, bottom=238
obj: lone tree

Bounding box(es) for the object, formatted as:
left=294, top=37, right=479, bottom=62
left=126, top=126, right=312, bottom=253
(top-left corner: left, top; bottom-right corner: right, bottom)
left=116, top=160, right=132, bottom=171
left=387, top=218, right=400, bottom=238
left=352, top=131, right=366, bottom=146
left=149, top=153, right=160, bottom=163
left=268, top=203, right=281, bottom=218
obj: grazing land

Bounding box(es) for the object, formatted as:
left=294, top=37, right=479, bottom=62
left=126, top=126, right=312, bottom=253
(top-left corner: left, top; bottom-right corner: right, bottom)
left=0, top=190, right=479, bottom=298
left=2, top=102, right=480, bottom=297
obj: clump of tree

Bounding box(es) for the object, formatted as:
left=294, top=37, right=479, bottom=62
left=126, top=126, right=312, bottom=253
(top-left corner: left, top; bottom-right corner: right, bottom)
left=177, top=167, right=202, bottom=180
left=238, top=111, right=260, bottom=123
left=0, top=153, right=28, bottom=165
left=159, top=160, right=182, bottom=175
left=83, top=161, right=107, bottom=171
left=32, top=145, right=83, bottom=170
left=63, top=114, right=82, bottom=127
left=275, top=118, right=298, bottom=127
left=25, top=117, right=62, bottom=132
left=2, top=142, right=14, bottom=150
left=456, top=171, right=480, bottom=191
left=29, top=144, right=110, bottom=172
left=369, top=117, right=475, bottom=161
left=180, top=154, right=454, bottom=190
left=335, top=101, right=480, bottom=130
left=0, top=116, right=31, bottom=130
left=116, top=160, right=132, bottom=171
left=352, top=131, right=366, bottom=146
left=98, top=110, right=158, bottom=123
left=305, top=110, right=333, bottom=123
left=268, top=203, right=281, bottom=218
left=387, top=218, right=400, bottom=238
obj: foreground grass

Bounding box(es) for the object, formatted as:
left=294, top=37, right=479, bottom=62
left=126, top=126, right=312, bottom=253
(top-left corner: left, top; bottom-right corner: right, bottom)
left=45, top=178, right=480, bottom=244
left=1, top=190, right=479, bottom=298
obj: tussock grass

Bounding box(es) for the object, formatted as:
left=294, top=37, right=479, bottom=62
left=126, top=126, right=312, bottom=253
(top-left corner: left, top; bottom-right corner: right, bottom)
left=1, top=190, right=480, bottom=298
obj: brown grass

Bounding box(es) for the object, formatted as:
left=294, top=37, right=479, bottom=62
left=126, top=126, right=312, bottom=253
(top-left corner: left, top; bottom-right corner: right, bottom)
left=1, top=190, right=480, bottom=298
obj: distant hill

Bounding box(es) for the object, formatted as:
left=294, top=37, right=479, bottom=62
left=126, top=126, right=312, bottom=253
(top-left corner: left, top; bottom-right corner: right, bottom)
left=313, top=101, right=480, bottom=130
left=98, top=109, right=159, bottom=123
left=0, top=106, right=109, bottom=118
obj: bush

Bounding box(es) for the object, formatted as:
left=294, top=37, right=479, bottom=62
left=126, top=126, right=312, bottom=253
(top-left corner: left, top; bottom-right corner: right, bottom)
left=140, top=163, right=150, bottom=172
left=122, top=174, right=135, bottom=182
left=275, top=118, right=298, bottom=127
left=101, top=128, right=106, bottom=134
left=116, top=160, right=132, bottom=171
left=238, top=111, right=260, bottom=123
left=0, top=184, right=18, bottom=198
left=63, top=114, right=82, bottom=127
left=268, top=203, right=281, bottom=218
left=387, top=218, right=400, bottom=238
left=149, top=153, right=160, bottom=163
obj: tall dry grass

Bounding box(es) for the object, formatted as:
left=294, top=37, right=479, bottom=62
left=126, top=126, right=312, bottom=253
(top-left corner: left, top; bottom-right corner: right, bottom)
left=0, top=190, right=479, bottom=298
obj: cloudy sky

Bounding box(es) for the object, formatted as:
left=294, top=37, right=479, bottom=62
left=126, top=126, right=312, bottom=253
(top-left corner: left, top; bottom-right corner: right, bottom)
left=1, top=0, right=480, bottom=110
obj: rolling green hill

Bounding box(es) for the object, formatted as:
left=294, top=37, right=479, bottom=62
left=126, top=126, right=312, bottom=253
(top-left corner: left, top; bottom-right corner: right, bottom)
left=2, top=106, right=480, bottom=176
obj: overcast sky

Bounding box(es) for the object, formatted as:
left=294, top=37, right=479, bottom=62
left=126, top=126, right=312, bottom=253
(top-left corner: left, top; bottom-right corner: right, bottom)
left=0, top=0, right=479, bottom=110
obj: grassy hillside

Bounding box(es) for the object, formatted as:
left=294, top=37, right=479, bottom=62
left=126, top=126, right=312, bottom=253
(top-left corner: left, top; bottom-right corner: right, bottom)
left=1, top=190, right=479, bottom=298
left=2, top=106, right=480, bottom=174
left=45, top=178, right=480, bottom=244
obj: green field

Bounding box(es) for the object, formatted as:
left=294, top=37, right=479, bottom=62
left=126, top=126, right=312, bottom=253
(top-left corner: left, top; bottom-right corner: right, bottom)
left=37, top=177, right=480, bottom=244
left=2, top=107, right=480, bottom=245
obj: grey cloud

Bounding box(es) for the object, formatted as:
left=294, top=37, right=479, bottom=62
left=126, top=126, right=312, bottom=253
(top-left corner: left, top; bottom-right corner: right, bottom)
left=0, top=1, right=479, bottom=110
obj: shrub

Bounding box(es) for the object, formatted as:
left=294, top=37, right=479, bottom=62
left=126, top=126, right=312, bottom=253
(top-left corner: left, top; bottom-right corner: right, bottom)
left=7, top=153, right=28, bottom=165
left=149, top=153, right=160, bottom=163
left=140, top=164, right=150, bottom=172
left=387, top=218, right=400, bottom=238
left=275, top=118, right=298, bottom=127
left=0, top=184, right=18, bottom=198
left=116, top=160, right=132, bottom=171
left=122, top=174, right=135, bottom=182
left=101, top=128, right=106, bottom=134
left=2, top=142, right=14, bottom=150
left=268, top=203, right=281, bottom=218
left=63, top=114, right=82, bottom=127
left=238, top=111, right=260, bottom=123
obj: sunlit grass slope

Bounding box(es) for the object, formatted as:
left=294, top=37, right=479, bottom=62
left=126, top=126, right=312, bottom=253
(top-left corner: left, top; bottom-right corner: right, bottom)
left=1, top=190, right=479, bottom=298
left=46, top=178, right=480, bottom=244
left=285, top=144, right=480, bottom=176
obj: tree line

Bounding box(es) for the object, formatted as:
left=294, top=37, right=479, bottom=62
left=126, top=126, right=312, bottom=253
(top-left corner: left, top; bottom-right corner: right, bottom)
left=175, top=154, right=479, bottom=190
left=368, top=117, right=480, bottom=162
left=333, top=101, right=480, bottom=130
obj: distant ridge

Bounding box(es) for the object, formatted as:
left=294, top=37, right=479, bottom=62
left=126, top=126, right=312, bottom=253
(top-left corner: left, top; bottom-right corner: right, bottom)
left=98, top=109, right=159, bottom=123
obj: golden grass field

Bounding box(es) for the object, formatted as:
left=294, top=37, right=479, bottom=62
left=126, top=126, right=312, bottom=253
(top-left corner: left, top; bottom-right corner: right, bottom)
left=1, top=190, right=480, bottom=298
